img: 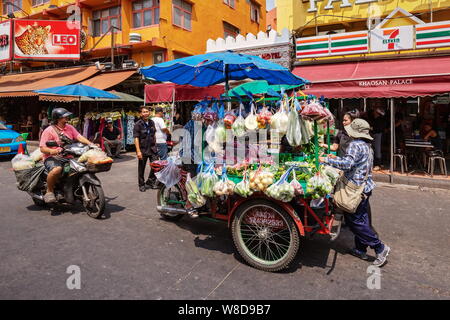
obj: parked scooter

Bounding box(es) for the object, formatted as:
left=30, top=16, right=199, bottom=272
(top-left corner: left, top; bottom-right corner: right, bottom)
left=28, top=141, right=108, bottom=219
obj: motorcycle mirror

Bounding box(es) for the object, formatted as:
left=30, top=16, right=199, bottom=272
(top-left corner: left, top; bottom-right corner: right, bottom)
left=46, top=140, right=59, bottom=147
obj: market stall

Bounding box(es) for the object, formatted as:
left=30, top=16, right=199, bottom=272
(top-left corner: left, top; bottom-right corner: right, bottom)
left=140, top=51, right=341, bottom=272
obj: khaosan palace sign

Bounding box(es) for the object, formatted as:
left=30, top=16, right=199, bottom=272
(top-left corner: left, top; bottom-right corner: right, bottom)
left=296, top=20, right=450, bottom=58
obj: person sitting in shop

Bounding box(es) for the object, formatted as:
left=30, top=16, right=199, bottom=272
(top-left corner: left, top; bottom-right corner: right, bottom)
left=320, top=109, right=360, bottom=157
left=422, top=123, right=443, bottom=152
left=102, top=118, right=123, bottom=158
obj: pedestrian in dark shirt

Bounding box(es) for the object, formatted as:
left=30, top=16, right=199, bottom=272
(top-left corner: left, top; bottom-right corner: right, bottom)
left=102, top=118, right=123, bottom=158
left=368, top=108, right=386, bottom=170
left=321, top=110, right=360, bottom=157
left=134, top=106, right=158, bottom=192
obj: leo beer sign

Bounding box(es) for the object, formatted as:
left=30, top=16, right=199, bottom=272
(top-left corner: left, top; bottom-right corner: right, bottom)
left=0, top=20, right=12, bottom=62
left=13, top=20, right=80, bottom=60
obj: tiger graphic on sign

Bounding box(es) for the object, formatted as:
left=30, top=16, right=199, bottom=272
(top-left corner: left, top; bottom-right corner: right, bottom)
left=15, top=25, right=51, bottom=55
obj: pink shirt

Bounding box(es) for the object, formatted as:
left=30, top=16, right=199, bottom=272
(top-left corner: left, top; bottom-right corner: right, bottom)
left=40, top=124, right=82, bottom=159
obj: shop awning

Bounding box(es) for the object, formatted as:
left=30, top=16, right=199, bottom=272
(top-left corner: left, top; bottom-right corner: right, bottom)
left=293, top=56, right=450, bottom=98
left=0, top=66, right=99, bottom=96
left=145, top=83, right=225, bottom=103
left=80, top=69, right=137, bottom=90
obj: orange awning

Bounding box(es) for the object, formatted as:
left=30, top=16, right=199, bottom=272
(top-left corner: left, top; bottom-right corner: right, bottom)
left=39, top=95, right=79, bottom=103
left=0, top=66, right=99, bottom=94
left=79, top=69, right=137, bottom=90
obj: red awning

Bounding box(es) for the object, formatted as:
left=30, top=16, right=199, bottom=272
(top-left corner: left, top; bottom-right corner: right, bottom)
left=293, top=56, right=450, bottom=98
left=145, top=83, right=224, bottom=103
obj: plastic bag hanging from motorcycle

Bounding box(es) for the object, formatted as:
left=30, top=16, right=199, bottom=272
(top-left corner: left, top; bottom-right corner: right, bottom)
left=155, top=158, right=182, bottom=189
left=14, top=164, right=45, bottom=192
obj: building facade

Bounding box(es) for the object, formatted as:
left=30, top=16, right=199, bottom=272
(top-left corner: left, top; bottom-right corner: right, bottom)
left=0, top=0, right=267, bottom=68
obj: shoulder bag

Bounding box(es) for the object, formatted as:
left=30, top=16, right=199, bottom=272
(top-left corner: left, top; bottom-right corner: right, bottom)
left=332, top=146, right=373, bottom=214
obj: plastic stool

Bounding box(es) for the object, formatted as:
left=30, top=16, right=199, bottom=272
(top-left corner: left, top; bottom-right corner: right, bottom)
left=393, top=153, right=408, bottom=174
left=428, top=155, right=448, bottom=177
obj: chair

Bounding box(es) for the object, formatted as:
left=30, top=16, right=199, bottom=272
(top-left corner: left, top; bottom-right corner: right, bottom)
left=393, top=149, right=408, bottom=174
left=427, top=150, right=448, bottom=177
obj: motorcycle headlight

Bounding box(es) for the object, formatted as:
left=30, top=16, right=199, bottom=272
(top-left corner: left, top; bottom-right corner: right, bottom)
left=15, top=136, right=24, bottom=142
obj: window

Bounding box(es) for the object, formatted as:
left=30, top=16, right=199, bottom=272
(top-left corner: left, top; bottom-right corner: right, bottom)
left=223, top=0, right=235, bottom=8
left=93, top=6, right=121, bottom=37
left=32, top=0, right=50, bottom=6
left=223, top=22, right=239, bottom=39
left=250, top=2, right=260, bottom=23
left=173, top=0, right=192, bottom=31
left=3, top=0, right=22, bottom=14
left=132, top=0, right=159, bottom=28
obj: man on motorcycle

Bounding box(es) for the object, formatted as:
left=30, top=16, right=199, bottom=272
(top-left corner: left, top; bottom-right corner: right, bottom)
left=39, top=108, right=95, bottom=203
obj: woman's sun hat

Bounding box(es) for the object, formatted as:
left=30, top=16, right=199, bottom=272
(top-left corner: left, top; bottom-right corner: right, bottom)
left=344, top=118, right=373, bottom=140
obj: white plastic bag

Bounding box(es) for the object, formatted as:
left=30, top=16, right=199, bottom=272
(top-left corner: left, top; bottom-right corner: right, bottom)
left=11, top=153, right=35, bottom=171
left=271, top=100, right=289, bottom=135
left=232, top=104, right=246, bottom=137
left=30, top=149, right=43, bottom=162
left=155, top=158, right=182, bottom=189
left=244, top=103, right=258, bottom=131
left=286, top=102, right=302, bottom=147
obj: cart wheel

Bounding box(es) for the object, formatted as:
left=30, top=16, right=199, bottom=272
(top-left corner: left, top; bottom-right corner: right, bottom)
left=157, top=185, right=184, bottom=222
left=231, top=199, right=300, bottom=272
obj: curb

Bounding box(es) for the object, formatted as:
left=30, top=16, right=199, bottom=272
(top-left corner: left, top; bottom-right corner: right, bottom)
left=373, top=172, right=450, bottom=191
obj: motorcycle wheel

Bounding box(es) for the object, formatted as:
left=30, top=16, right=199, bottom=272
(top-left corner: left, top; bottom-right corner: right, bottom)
left=231, top=199, right=300, bottom=272
left=83, top=184, right=105, bottom=219
left=157, top=185, right=184, bottom=221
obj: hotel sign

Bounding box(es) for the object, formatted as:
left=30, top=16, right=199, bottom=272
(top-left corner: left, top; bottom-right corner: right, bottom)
left=308, top=0, right=380, bottom=12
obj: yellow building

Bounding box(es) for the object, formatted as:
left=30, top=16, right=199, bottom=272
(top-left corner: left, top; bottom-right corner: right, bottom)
left=0, top=0, right=266, bottom=67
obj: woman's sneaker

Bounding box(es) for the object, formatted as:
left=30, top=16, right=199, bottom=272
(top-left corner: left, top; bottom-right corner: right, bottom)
left=373, top=245, right=390, bottom=267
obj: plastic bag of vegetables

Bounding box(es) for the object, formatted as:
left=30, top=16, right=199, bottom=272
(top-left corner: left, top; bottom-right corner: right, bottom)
left=200, top=164, right=219, bottom=197
left=321, top=165, right=341, bottom=186
left=186, top=173, right=206, bottom=208
left=256, top=106, right=272, bottom=129
left=155, top=157, right=181, bottom=189
left=223, top=111, right=236, bottom=129
left=265, top=167, right=295, bottom=202
left=213, top=170, right=235, bottom=196
left=270, top=99, right=289, bottom=135
left=232, top=103, right=246, bottom=137
left=286, top=101, right=302, bottom=147
left=244, top=103, right=258, bottom=131
left=234, top=171, right=253, bottom=198
left=306, top=172, right=333, bottom=199
left=249, top=167, right=274, bottom=192
left=290, top=169, right=305, bottom=196
left=300, top=118, right=312, bottom=145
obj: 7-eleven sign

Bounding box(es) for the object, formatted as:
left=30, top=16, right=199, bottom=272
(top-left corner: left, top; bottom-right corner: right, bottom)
left=370, top=26, right=414, bottom=52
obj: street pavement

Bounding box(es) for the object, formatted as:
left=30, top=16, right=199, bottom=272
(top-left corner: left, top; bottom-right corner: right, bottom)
left=0, top=148, right=449, bottom=300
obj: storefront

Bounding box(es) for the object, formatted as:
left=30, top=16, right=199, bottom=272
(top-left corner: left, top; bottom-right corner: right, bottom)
left=293, top=56, right=450, bottom=181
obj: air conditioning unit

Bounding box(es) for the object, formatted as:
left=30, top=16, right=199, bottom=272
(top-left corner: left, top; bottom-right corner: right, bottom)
left=129, top=33, right=142, bottom=43
left=122, top=59, right=138, bottom=69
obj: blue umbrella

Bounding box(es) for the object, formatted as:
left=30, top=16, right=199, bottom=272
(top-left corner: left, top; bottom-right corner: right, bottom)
left=139, top=51, right=309, bottom=92
left=35, top=84, right=120, bottom=99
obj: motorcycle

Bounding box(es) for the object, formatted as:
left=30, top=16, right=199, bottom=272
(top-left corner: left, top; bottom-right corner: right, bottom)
left=28, top=141, right=108, bottom=219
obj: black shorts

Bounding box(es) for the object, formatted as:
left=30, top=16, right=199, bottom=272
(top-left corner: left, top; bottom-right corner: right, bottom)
left=44, top=157, right=69, bottom=172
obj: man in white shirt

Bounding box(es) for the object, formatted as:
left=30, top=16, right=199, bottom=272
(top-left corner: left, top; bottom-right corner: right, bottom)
left=152, top=107, right=171, bottom=160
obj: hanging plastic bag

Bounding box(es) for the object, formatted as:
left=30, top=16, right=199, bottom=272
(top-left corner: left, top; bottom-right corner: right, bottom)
left=205, top=124, right=216, bottom=146
left=256, top=106, right=272, bottom=129
left=286, top=101, right=302, bottom=147
left=14, top=163, right=45, bottom=192
left=290, top=169, right=305, bottom=196
left=270, top=99, right=289, bottom=135
left=301, top=100, right=326, bottom=121
left=321, top=164, right=341, bottom=186
left=244, top=102, right=258, bottom=131
left=299, top=118, right=312, bottom=145
left=214, top=120, right=227, bottom=144
left=223, top=110, right=236, bottom=129
left=234, top=170, right=253, bottom=198
left=203, top=105, right=218, bottom=123
left=249, top=166, right=274, bottom=192
left=306, top=172, right=333, bottom=199
left=265, top=167, right=295, bottom=202
left=232, top=103, right=246, bottom=137
left=213, top=168, right=235, bottom=196
left=199, top=163, right=219, bottom=197
left=11, top=153, right=35, bottom=171
left=186, top=173, right=206, bottom=208
left=155, top=157, right=181, bottom=189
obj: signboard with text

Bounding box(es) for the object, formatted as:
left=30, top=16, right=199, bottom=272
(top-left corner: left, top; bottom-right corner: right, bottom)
left=370, top=25, right=414, bottom=52
left=0, top=20, right=12, bottom=62
left=13, top=20, right=80, bottom=60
